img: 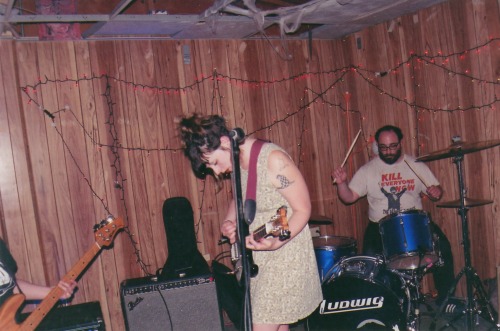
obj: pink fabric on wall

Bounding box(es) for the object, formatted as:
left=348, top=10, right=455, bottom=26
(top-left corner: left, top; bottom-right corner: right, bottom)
left=37, top=0, right=81, bottom=40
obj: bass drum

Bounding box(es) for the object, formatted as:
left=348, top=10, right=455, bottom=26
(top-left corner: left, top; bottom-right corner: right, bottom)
left=309, top=256, right=410, bottom=330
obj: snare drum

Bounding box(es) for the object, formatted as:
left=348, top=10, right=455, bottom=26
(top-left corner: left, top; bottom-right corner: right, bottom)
left=313, top=236, right=357, bottom=282
left=309, top=256, right=410, bottom=330
left=379, top=209, right=439, bottom=270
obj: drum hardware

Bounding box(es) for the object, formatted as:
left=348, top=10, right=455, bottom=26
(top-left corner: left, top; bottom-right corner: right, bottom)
left=379, top=210, right=440, bottom=270
left=415, top=138, right=500, bottom=162
left=428, top=267, right=496, bottom=331
left=309, top=215, right=333, bottom=225
left=308, top=256, right=411, bottom=331
left=312, top=235, right=357, bottom=283
left=392, top=263, right=440, bottom=330
left=437, top=197, right=493, bottom=209
left=417, top=137, right=500, bottom=331
left=310, top=255, right=446, bottom=330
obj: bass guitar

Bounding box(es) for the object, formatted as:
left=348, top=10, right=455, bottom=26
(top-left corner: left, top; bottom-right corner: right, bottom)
left=0, top=216, right=124, bottom=331
left=231, top=206, right=291, bottom=282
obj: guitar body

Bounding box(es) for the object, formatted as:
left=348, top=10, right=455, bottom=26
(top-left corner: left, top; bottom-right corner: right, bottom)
left=231, top=242, right=258, bottom=284
left=0, top=294, right=25, bottom=331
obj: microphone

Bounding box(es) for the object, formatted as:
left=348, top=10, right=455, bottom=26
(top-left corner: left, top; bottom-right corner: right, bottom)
left=229, top=128, right=245, bottom=143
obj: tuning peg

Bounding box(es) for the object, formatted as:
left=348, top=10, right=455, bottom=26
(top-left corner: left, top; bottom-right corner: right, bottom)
left=279, top=230, right=291, bottom=241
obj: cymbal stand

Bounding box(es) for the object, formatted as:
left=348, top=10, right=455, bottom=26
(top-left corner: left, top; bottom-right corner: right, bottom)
left=431, top=154, right=498, bottom=331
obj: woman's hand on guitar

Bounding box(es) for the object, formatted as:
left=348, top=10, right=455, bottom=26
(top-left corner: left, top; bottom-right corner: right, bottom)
left=221, top=219, right=237, bottom=244
left=246, top=235, right=284, bottom=251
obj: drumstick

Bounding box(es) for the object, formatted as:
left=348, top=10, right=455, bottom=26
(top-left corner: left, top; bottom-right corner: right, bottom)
left=404, top=159, right=430, bottom=188
left=332, top=129, right=362, bottom=184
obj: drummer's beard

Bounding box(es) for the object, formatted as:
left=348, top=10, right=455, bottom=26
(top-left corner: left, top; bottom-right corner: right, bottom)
left=380, top=149, right=402, bottom=165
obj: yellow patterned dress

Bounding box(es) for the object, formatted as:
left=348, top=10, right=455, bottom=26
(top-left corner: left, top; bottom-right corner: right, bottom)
left=241, top=143, right=323, bottom=324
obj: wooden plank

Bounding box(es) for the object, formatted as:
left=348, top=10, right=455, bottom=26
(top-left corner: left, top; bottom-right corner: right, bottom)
left=71, top=41, right=120, bottom=331
left=50, top=42, right=97, bottom=304
left=128, top=40, right=169, bottom=269
left=0, top=41, right=45, bottom=285
left=460, top=0, right=499, bottom=280
left=86, top=40, right=136, bottom=331
left=16, top=42, right=66, bottom=290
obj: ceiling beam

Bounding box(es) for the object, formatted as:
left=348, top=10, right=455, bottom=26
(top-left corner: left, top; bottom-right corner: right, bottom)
left=110, top=0, right=135, bottom=19
left=0, top=14, right=110, bottom=23
left=0, top=14, right=279, bottom=24
left=1, top=0, right=15, bottom=18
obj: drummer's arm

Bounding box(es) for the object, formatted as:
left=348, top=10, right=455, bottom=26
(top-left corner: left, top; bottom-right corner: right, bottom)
left=337, top=182, right=360, bottom=204
left=332, top=167, right=360, bottom=204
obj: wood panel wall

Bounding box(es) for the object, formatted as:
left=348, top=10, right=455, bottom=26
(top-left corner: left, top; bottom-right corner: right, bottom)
left=0, top=0, right=499, bottom=329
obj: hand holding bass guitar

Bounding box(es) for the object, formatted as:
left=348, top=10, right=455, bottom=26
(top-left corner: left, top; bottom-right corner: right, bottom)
left=0, top=216, right=124, bottom=331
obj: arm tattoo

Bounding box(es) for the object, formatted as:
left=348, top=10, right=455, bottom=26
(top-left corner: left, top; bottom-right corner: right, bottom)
left=276, top=174, right=294, bottom=190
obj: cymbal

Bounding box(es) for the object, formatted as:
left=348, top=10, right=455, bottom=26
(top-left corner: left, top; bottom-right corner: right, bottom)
left=309, top=215, right=333, bottom=225
left=416, top=139, right=500, bottom=162
left=437, top=197, right=493, bottom=208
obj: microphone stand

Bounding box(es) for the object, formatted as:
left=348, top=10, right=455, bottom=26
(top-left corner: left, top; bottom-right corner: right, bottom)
left=229, top=130, right=253, bottom=331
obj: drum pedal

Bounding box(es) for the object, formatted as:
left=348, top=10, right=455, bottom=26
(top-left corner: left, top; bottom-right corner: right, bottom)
left=442, top=297, right=466, bottom=315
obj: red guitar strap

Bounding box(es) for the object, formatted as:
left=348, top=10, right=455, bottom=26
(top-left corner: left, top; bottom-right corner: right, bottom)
left=244, top=139, right=266, bottom=224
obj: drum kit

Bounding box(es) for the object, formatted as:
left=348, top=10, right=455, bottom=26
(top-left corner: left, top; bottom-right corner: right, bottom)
left=309, top=137, right=500, bottom=331
left=309, top=211, right=438, bottom=331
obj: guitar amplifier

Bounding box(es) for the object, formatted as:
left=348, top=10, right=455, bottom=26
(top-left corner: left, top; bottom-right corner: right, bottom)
left=20, top=301, right=105, bottom=331
left=120, top=274, right=223, bottom=331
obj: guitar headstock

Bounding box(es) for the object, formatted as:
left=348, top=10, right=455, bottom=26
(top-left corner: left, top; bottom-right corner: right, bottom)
left=270, top=206, right=291, bottom=241
left=94, top=216, right=125, bottom=247
left=277, top=206, right=287, bottom=218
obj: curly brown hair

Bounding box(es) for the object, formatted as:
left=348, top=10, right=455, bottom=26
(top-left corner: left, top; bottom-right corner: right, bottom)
left=177, top=114, right=230, bottom=178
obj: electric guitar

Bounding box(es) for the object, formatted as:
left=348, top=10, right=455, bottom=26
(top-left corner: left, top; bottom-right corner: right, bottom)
left=0, top=216, right=124, bottom=331
left=231, top=206, right=291, bottom=282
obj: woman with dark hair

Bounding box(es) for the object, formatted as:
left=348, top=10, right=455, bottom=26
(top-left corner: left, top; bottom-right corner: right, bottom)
left=178, top=114, right=322, bottom=331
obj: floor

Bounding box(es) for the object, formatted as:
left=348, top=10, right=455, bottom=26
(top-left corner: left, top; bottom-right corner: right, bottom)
left=222, top=278, right=500, bottom=331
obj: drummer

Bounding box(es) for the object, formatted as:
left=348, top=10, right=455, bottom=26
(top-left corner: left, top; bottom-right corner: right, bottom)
left=332, top=125, right=454, bottom=305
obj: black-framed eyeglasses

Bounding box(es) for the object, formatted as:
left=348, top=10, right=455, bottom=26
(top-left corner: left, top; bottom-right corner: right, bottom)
left=378, top=142, right=400, bottom=152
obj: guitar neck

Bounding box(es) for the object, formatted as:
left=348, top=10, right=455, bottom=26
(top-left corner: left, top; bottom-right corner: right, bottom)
left=252, top=224, right=267, bottom=241
left=20, top=243, right=102, bottom=330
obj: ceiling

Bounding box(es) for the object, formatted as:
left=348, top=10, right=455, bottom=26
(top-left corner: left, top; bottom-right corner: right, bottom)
left=0, top=0, right=449, bottom=41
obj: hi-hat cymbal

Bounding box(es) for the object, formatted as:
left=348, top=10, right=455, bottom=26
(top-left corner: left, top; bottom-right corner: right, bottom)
left=309, top=215, right=333, bottom=225
left=416, top=139, right=500, bottom=162
left=437, top=197, right=493, bottom=208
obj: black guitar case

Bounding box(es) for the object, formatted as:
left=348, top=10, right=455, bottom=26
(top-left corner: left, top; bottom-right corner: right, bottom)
left=157, top=197, right=210, bottom=280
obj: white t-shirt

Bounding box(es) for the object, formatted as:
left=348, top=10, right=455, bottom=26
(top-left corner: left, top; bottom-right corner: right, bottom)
left=348, top=154, right=439, bottom=222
